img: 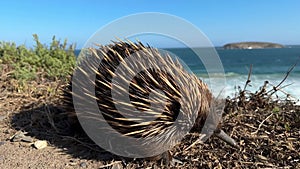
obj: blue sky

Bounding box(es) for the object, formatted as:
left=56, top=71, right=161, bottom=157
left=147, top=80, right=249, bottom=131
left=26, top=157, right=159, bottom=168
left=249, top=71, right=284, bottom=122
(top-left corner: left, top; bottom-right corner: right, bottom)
left=1, top=0, right=299, bottom=48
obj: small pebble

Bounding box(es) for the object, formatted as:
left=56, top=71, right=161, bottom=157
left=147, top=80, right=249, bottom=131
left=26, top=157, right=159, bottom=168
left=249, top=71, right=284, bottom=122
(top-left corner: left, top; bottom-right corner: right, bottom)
left=33, top=140, right=48, bottom=149
left=0, top=155, right=4, bottom=162
left=0, top=115, right=6, bottom=122
left=0, top=141, right=5, bottom=146
left=80, top=162, right=87, bottom=168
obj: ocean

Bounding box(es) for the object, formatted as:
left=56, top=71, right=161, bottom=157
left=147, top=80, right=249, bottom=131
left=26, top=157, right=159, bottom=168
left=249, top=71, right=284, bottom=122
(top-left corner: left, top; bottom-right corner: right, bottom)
left=75, top=46, right=300, bottom=102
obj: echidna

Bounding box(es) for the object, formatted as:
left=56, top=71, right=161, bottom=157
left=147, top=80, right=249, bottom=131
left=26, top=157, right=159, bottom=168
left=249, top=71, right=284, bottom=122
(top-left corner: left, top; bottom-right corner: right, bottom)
left=64, top=40, right=238, bottom=164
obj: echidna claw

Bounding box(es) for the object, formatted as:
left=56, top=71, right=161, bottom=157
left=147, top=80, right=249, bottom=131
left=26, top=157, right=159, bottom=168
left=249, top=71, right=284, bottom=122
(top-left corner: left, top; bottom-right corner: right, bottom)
left=170, top=157, right=183, bottom=165
left=215, top=130, right=239, bottom=149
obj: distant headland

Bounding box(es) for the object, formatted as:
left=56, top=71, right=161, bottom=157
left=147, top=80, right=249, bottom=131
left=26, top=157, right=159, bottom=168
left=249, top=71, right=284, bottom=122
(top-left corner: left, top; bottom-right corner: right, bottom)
left=223, top=42, right=284, bottom=49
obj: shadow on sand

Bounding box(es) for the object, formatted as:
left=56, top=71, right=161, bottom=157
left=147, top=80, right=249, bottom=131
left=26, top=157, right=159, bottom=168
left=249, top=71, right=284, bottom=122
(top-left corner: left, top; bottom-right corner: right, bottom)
left=10, top=102, right=123, bottom=162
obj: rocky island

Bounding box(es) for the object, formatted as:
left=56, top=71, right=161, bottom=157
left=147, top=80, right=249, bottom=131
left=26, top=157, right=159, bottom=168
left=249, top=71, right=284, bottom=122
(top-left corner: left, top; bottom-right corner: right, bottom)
left=223, top=42, right=284, bottom=49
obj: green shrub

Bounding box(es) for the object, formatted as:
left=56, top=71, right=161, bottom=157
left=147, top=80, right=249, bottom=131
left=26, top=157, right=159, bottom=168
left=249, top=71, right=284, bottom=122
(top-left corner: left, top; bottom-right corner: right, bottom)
left=0, top=34, right=76, bottom=82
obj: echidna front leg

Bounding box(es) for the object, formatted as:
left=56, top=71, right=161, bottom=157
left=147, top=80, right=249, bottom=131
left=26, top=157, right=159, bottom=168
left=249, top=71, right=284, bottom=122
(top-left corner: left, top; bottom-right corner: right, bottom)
left=147, top=151, right=171, bottom=164
left=161, top=151, right=172, bottom=165
left=147, top=150, right=182, bottom=165
left=160, top=151, right=183, bottom=165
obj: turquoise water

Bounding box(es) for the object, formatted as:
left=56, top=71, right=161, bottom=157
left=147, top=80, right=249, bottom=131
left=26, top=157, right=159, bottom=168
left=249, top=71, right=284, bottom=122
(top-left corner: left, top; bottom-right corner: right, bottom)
left=75, top=46, right=300, bottom=101
left=165, top=47, right=300, bottom=75
left=165, top=47, right=300, bottom=101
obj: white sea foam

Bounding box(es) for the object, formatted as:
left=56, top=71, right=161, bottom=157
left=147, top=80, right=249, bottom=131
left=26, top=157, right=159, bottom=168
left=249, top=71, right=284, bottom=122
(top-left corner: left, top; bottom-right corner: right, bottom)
left=201, top=74, right=300, bottom=104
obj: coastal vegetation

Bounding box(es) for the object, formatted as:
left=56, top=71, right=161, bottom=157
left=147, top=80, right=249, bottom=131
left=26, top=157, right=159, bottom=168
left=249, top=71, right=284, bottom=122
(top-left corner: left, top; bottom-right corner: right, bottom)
left=0, top=34, right=76, bottom=85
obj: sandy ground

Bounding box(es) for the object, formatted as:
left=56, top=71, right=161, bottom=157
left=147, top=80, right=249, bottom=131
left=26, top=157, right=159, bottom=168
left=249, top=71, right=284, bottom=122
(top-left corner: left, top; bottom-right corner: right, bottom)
left=0, top=76, right=299, bottom=168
